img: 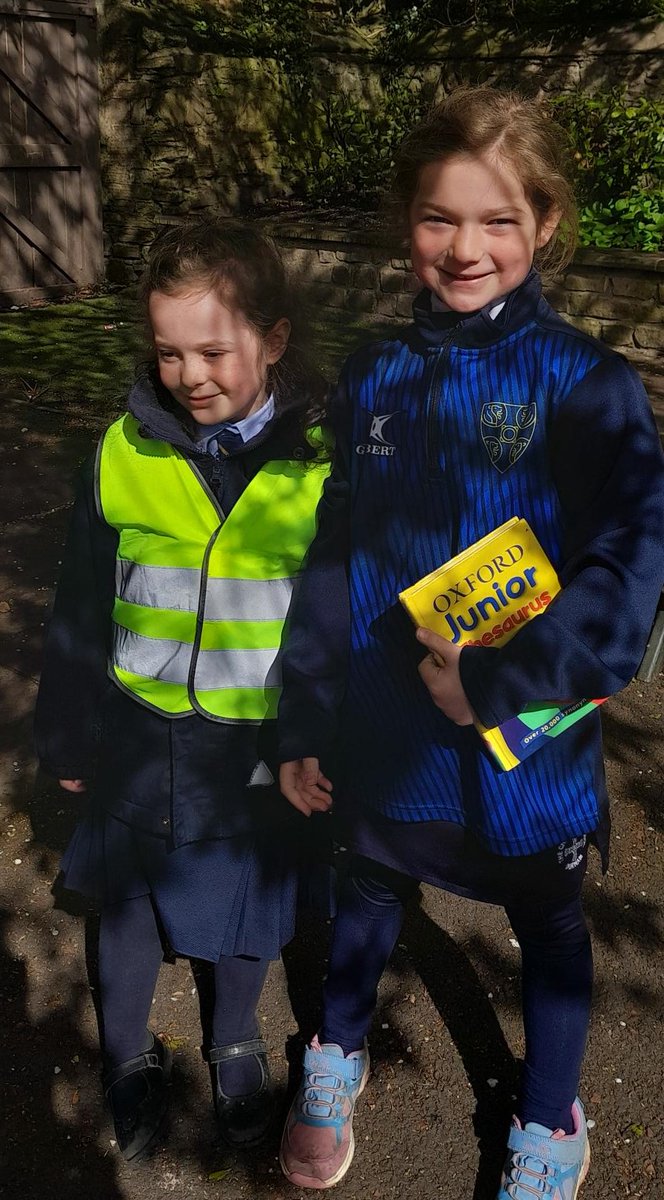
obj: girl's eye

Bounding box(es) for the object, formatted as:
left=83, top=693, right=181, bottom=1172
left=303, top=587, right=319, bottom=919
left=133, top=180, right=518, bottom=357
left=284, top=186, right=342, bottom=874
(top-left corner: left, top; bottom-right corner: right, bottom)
left=157, top=350, right=177, bottom=360
left=490, top=218, right=516, bottom=226
left=425, top=215, right=452, bottom=225
left=205, top=351, right=223, bottom=360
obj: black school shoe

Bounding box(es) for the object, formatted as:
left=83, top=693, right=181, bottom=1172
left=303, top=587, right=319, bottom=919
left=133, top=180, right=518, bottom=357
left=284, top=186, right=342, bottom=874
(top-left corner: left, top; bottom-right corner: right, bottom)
left=102, top=1033, right=173, bottom=1163
left=210, top=1037, right=275, bottom=1147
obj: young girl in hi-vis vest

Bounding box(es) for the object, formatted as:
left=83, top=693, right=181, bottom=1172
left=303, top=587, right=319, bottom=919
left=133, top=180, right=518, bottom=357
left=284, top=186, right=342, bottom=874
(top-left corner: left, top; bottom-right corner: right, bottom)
left=35, top=217, right=331, bottom=1162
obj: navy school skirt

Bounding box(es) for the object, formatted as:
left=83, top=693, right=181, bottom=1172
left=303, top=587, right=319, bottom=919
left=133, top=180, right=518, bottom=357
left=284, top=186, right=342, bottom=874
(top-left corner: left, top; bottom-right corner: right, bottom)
left=59, top=807, right=304, bottom=962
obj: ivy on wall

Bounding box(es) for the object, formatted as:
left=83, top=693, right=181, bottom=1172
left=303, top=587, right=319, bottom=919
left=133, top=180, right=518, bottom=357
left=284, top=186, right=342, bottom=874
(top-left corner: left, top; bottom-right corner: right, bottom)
left=110, top=0, right=664, bottom=63
left=100, top=2, right=664, bottom=250
left=551, top=93, right=664, bottom=251
left=375, top=0, right=664, bottom=65
left=277, top=86, right=664, bottom=250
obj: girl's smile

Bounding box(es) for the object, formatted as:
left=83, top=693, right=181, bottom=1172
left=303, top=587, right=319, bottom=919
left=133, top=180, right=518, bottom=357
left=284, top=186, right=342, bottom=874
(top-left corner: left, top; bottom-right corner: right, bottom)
left=409, top=152, right=559, bottom=313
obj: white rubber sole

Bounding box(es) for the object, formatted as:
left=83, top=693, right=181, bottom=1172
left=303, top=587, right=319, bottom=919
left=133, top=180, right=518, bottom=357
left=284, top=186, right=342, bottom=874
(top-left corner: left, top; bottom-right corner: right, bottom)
left=574, top=1139, right=591, bottom=1198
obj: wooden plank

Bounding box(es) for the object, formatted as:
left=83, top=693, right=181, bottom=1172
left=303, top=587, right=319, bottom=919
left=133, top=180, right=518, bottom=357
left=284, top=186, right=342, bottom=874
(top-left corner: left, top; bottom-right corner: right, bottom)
left=8, top=149, right=36, bottom=283
left=55, top=12, right=79, bottom=135
left=22, top=11, right=41, bottom=141
left=23, top=12, right=79, bottom=135
left=0, top=187, right=74, bottom=279
left=0, top=281, right=74, bottom=303
left=1, top=13, right=28, bottom=142
left=0, top=47, right=80, bottom=144
left=0, top=144, right=83, bottom=165
left=0, top=167, right=26, bottom=287
left=49, top=151, right=68, bottom=264
left=74, top=11, right=102, bottom=279
left=0, top=167, right=40, bottom=288
left=0, top=21, right=18, bottom=139
left=30, top=167, right=69, bottom=285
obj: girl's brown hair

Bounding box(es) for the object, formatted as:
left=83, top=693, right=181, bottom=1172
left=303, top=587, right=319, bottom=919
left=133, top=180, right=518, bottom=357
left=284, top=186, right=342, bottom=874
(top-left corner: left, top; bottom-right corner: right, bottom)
left=139, top=216, right=327, bottom=433
left=391, top=86, right=578, bottom=277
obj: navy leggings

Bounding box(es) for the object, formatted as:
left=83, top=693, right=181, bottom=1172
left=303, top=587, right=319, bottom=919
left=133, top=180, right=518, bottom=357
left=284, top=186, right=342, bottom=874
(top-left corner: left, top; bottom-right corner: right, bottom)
left=320, top=862, right=592, bottom=1134
left=97, top=895, right=269, bottom=1095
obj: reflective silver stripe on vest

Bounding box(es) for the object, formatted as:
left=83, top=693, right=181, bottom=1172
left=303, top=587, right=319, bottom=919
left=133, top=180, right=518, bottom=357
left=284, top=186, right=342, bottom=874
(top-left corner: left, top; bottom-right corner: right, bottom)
left=116, top=559, right=295, bottom=620
left=113, top=626, right=282, bottom=689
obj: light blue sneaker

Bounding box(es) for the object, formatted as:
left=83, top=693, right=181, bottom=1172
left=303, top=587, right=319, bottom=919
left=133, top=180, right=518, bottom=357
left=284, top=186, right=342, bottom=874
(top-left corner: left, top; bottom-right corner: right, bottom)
left=280, top=1036, right=370, bottom=1189
left=498, top=1098, right=590, bottom=1200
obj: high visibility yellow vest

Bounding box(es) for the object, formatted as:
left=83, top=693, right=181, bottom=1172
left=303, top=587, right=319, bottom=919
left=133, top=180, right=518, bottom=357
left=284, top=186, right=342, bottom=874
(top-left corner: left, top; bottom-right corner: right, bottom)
left=96, top=413, right=330, bottom=722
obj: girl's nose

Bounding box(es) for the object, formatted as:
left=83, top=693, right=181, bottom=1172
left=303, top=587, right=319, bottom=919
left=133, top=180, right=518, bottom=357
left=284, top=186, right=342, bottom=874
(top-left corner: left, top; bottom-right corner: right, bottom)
left=180, top=357, right=206, bottom=390
left=450, top=223, right=483, bottom=263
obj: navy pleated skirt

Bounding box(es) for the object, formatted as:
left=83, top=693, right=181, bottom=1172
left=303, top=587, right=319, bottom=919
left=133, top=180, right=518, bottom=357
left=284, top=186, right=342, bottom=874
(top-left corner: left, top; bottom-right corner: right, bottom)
left=59, top=808, right=300, bottom=962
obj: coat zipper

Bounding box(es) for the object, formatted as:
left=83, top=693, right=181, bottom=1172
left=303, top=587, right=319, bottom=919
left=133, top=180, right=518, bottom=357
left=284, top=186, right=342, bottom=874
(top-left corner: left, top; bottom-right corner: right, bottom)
left=425, top=333, right=454, bottom=478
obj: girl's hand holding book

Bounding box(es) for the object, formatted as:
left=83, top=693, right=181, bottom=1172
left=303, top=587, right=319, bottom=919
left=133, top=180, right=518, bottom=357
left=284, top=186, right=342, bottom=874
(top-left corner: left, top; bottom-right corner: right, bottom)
left=416, top=629, right=475, bottom=727
left=279, top=759, right=333, bottom=818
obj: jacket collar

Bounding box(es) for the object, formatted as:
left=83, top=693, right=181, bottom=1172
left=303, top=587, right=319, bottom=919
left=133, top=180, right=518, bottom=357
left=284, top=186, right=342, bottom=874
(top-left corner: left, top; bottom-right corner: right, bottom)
left=411, top=269, right=543, bottom=350
left=126, top=371, right=313, bottom=461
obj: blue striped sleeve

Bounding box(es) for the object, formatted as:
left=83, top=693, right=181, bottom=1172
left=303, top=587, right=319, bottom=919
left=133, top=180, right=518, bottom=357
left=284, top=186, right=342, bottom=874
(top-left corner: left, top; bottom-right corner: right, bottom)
left=460, top=354, right=664, bottom=726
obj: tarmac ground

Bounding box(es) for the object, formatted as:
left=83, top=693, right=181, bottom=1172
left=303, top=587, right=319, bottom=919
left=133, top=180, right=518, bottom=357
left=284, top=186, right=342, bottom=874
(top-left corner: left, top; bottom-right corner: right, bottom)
left=1, top=388, right=662, bottom=1200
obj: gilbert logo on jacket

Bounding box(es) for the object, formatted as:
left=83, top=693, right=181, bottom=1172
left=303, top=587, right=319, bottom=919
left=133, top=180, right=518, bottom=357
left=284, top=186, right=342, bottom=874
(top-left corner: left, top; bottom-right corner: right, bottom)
left=355, top=412, right=398, bottom=457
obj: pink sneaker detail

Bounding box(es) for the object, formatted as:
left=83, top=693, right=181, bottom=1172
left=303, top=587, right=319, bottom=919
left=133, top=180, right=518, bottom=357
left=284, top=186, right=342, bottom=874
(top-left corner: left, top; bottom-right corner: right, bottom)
left=280, top=1038, right=370, bottom=1189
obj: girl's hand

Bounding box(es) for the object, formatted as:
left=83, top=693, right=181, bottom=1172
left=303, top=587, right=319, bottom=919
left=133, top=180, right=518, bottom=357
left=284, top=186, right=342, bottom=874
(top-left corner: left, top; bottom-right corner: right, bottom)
left=416, top=629, right=475, bottom=726
left=279, top=759, right=333, bottom=818
left=58, top=779, right=88, bottom=793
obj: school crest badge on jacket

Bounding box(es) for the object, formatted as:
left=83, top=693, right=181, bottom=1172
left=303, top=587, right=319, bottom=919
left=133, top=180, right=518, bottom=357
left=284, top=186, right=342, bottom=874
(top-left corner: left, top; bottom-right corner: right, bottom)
left=480, top=401, right=537, bottom=473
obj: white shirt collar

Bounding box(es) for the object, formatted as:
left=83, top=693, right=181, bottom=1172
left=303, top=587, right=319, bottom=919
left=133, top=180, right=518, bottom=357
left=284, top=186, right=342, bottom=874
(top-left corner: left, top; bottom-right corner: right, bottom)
left=230, top=393, right=275, bottom=442
left=194, top=393, right=275, bottom=451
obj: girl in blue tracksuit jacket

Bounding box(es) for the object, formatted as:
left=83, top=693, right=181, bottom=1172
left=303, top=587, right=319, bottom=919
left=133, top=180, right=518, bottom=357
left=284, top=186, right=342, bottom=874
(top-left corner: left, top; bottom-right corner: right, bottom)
left=276, top=88, right=664, bottom=1198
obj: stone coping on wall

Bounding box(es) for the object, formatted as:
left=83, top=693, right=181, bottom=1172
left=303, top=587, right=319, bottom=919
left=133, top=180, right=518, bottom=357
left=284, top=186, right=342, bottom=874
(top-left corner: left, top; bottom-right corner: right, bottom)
left=260, top=218, right=664, bottom=361
left=261, top=218, right=664, bottom=274
left=561, top=247, right=664, bottom=274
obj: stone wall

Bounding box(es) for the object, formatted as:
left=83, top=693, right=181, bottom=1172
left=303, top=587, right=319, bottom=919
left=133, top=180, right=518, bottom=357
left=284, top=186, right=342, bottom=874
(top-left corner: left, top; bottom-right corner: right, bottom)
left=264, top=222, right=664, bottom=358
left=97, top=3, right=663, bottom=283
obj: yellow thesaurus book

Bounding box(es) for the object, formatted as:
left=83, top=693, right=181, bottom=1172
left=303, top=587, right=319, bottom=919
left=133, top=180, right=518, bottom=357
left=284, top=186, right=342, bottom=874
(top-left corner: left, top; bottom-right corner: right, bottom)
left=399, top=518, right=606, bottom=770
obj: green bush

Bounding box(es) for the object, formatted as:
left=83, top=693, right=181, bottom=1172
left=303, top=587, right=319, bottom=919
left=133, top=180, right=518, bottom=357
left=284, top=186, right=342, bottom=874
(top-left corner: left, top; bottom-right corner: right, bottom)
left=280, top=80, right=431, bottom=208
left=578, top=193, right=664, bottom=252
left=551, top=92, right=664, bottom=251
left=278, top=85, right=663, bottom=251
left=549, top=93, right=663, bottom=206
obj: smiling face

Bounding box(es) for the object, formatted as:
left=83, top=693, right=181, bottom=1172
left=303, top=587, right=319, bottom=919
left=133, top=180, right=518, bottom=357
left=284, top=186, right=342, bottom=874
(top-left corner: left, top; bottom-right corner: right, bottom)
left=409, top=151, right=559, bottom=313
left=149, top=286, right=289, bottom=426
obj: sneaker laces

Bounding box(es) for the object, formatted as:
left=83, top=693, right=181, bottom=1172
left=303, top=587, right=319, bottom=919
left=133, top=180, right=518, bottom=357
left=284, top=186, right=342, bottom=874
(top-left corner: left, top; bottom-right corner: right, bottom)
left=299, top=1069, right=346, bottom=1121
left=504, top=1151, right=554, bottom=1197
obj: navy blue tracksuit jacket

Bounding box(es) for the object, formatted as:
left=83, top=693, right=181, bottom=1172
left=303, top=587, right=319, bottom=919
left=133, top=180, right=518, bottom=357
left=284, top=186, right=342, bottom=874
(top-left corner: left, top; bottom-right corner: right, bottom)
left=278, top=272, right=664, bottom=856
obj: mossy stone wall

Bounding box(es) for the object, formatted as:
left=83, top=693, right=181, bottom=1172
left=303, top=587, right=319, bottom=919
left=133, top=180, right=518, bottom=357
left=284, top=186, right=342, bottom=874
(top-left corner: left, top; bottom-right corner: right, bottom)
left=96, top=6, right=663, bottom=354
left=97, top=3, right=663, bottom=281
left=265, top=222, right=664, bottom=358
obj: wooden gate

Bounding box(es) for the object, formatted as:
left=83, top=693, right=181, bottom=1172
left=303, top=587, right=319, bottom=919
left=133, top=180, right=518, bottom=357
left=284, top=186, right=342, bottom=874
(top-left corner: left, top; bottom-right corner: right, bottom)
left=0, top=0, right=103, bottom=305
